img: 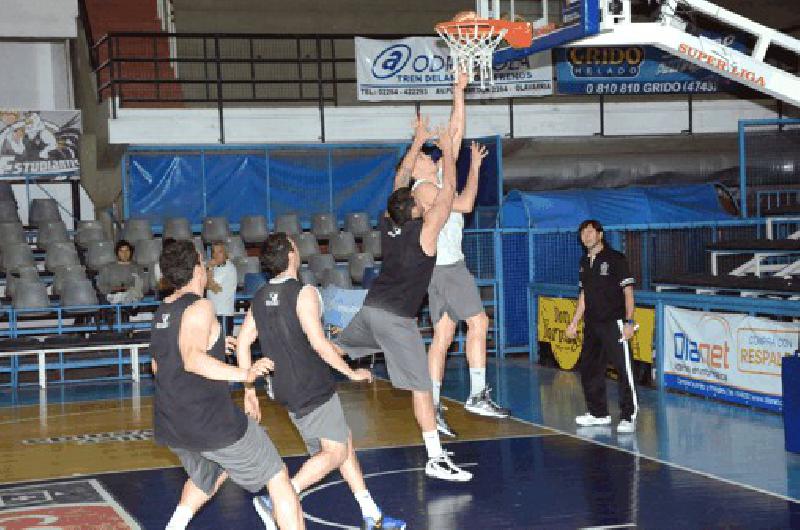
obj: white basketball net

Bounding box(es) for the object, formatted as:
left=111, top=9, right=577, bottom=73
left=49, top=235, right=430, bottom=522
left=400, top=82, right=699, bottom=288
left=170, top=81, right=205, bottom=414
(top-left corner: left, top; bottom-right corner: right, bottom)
left=436, top=23, right=508, bottom=90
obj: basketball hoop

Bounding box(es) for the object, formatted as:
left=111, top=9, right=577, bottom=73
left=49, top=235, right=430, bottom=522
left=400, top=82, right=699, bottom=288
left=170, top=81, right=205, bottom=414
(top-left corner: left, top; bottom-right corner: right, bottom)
left=435, top=15, right=534, bottom=89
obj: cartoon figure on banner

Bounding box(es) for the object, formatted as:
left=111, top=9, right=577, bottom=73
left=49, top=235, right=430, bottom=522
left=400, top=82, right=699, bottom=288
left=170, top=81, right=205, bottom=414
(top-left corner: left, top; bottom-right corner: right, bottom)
left=0, top=111, right=80, bottom=161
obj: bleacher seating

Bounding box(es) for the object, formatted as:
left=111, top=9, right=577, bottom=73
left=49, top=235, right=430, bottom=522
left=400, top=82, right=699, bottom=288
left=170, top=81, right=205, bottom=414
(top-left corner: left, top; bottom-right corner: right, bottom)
left=312, top=213, right=337, bottom=240
left=28, top=199, right=61, bottom=226
left=164, top=217, right=192, bottom=240
left=239, top=215, right=269, bottom=244
left=275, top=213, right=301, bottom=236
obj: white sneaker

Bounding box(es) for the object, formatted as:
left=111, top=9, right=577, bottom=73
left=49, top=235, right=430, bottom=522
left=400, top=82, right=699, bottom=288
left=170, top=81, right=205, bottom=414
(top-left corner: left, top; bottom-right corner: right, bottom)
left=425, top=453, right=472, bottom=482
left=617, top=419, right=635, bottom=433
left=575, top=413, right=611, bottom=426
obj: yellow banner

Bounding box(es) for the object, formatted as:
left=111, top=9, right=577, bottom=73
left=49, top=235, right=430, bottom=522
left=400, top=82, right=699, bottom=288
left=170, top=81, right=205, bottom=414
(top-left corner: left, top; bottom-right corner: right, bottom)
left=537, top=296, right=654, bottom=369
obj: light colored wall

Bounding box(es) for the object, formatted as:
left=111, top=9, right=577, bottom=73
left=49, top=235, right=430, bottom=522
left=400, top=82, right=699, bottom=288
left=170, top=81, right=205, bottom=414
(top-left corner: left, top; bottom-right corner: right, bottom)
left=0, top=42, right=73, bottom=109
left=0, top=0, right=78, bottom=39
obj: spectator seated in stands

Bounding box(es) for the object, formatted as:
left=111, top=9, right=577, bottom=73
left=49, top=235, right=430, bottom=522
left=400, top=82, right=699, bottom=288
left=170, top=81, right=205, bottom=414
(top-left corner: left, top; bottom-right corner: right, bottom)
left=206, top=241, right=237, bottom=336
left=97, top=239, right=144, bottom=304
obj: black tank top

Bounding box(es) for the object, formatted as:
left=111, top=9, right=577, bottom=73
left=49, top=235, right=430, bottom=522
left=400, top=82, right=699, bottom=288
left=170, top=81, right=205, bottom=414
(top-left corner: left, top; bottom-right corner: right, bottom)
left=251, top=279, right=335, bottom=417
left=364, top=217, right=436, bottom=318
left=151, top=293, right=247, bottom=451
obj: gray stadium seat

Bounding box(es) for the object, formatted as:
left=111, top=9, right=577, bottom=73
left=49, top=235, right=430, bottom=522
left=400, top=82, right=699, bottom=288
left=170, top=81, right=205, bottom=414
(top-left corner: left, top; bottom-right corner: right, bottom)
left=52, top=265, right=87, bottom=296
left=45, top=242, right=80, bottom=271
left=299, top=267, right=317, bottom=286
left=75, top=225, right=106, bottom=248
left=345, top=212, right=372, bottom=238
left=239, top=215, right=269, bottom=244
left=202, top=217, right=230, bottom=243
left=331, top=231, right=357, bottom=260
left=225, top=235, right=246, bottom=259
left=134, top=238, right=163, bottom=267
left=36, top=220, right=68, bottom=249
left=0, top=222, right=25, bottom=246
left=60, top=279, right=99, bottom=308
left=0, top=200, right=19, bottom=223
left=12, top=280, right=50, bottom=311
left=77, top=219, right=103, bottom=232
left=348, top=252, right=375, bottom=284
left=312, top=212, right=337, bottom=240
left=85, top=240, right=116, bottom=271
left=29, top=198, right=60, bottom=226
left=362, top=230, right=382, bottom=259
left=234, top=256, right=261, bottom=287
left=309, top=253, right=335, bottom=278
left=295, top=232, right=320, bottom=262
left=6, top=266, right=39, bottom=299
left=274, top=213, right=301, bottom=236
left=122, top=218, right=153, bottom=243
left=2, top=243, right=35, bottom=272
left=164, top=217, right=192, bottom=240
left=321, top=266, right=352, bottom=289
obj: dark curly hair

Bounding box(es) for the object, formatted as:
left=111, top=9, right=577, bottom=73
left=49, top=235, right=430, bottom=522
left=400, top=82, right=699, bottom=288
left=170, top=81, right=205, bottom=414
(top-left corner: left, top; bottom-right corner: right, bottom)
left=159, top=239, right=199, bottom=290
left=387, top=186, right=416, bottom=226
left=260, top=232, right=293, bottom=276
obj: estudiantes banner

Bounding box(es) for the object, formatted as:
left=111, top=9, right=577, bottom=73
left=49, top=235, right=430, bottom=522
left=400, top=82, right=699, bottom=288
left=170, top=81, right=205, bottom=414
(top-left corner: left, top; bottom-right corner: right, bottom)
left=355, top=36, right=553, bottom=101
left=0, top=110, right=81, bottom=176
left=663, top=306, right=799, bottom=411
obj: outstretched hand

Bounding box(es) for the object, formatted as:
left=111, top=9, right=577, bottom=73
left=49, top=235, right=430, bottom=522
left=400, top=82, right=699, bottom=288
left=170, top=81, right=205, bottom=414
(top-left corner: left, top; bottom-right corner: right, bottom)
left=349, top=368, right=373, bottom=383
left=245, top=357, right=274, bottom=383
left=454, top=70, right=470, bottom=91
left=470, top=141, right=488, bottom=169
left=433, top=125, right=454, bottom=155
left=413, top=114, right=434, bottom=143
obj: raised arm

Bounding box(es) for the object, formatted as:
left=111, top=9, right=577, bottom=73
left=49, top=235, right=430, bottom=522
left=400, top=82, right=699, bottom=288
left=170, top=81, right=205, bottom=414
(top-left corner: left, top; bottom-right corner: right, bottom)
left=420, top=127, right=457, bottom=256
left=448, top=71, right=468, bottom=151
left=452, top=141, right=487, bottom=213
left=394, top=114, right=433, bottom=190
left=179, top=299, right=268, bottom=383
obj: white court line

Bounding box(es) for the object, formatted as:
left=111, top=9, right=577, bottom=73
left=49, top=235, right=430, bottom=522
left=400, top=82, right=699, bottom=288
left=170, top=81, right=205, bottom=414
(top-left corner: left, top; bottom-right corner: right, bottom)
left=299, top=463, right=479, bottom=529
left=581, top=524, right=636, bottom=529
left=506, top=410, right=800, bottom=504
left=89, top=478, right=143, bottom=530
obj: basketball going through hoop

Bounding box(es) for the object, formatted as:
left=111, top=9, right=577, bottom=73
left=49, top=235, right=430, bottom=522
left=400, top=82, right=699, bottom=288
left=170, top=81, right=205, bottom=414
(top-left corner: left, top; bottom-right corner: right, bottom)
left=435, top=10, right=534, bottom=89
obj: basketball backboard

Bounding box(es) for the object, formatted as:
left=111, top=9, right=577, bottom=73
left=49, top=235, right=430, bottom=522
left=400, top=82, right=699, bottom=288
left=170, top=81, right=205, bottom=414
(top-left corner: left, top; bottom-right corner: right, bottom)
left=489, top=0, right=600, bottom=62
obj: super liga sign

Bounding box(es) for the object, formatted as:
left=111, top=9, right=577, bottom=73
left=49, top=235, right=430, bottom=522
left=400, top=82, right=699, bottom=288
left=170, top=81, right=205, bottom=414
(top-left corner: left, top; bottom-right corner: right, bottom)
left=355, top=36, right=553, bottom=101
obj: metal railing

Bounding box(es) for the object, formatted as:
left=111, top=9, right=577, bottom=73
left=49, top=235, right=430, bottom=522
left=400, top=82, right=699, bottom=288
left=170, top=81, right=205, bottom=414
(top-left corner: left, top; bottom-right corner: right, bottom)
left=91, top=32, right=415, bottom=142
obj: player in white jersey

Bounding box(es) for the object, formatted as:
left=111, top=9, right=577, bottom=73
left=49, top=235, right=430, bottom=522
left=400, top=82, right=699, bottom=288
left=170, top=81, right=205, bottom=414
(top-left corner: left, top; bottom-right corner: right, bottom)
left=394, top=73, right=509, bottom=438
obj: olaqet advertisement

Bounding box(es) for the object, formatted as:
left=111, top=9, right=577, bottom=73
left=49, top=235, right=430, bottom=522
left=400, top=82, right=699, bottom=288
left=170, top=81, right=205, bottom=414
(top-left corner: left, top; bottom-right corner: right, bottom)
left=663, top=306, right=800, bottom=411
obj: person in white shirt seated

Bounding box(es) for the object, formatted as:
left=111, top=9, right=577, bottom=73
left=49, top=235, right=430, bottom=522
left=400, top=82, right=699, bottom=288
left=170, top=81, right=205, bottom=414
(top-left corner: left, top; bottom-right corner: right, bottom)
left=206, top=242, right=238, bottom=337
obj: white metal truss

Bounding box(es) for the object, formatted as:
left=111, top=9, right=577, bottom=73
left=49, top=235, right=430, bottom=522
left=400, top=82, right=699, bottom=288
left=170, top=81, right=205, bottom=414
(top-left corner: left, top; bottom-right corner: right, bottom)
left=573, top=0, right=800, bottom=108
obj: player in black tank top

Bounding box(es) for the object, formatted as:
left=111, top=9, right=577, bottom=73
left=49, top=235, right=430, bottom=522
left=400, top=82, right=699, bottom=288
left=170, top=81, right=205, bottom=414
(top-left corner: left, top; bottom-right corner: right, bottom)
left=152, top=240, right=303, bottom=530
left=236, top=234, right=406, bottom=529
left=336, top=122, right=473, bottom=483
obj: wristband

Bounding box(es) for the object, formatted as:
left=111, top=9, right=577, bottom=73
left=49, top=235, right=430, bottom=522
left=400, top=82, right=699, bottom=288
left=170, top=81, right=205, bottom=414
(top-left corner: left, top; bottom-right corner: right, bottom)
left=625, top=319, right=635, bottom=325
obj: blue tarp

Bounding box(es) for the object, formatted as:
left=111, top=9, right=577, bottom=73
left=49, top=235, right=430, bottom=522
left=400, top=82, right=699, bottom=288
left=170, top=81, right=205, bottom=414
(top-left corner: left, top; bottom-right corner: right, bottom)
left=499, top=184, right=735, bottom=229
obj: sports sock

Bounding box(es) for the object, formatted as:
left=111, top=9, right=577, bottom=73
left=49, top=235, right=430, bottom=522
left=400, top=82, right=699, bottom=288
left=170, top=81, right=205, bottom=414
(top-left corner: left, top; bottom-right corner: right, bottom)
left=469, top=368, right=486, bottom=397
left=431, top=379, right=442, bottom=407
left=354, top=490, right=382, bottom=521
left=165, top=505, right=193, bottom=530
left=422, top=430, right=444, bottom=459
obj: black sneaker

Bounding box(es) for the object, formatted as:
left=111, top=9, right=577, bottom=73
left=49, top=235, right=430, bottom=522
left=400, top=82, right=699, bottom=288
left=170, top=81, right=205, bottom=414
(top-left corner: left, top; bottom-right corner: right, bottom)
left=436, top=404, right=457, bottom=438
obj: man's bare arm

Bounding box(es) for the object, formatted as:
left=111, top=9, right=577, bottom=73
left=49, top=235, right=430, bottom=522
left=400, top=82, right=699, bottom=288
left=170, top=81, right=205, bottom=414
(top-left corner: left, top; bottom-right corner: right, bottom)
left=236, top=310, right=258, bottom=372
left=420, top=128, right=457, bottom=256
left=452, top=141, right=487, bottom=213
left=394, top=115, right=432, bottom=190
left=448, top=72, right=468, bottom=152
left=296, top=286, right=371, bottom=382
left=179, top=299, right=259, bottom=382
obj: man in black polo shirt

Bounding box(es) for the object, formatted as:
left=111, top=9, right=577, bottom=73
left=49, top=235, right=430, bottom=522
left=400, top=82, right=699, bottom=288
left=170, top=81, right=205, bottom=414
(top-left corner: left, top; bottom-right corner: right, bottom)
left=565, top=220, right=638, bottom=433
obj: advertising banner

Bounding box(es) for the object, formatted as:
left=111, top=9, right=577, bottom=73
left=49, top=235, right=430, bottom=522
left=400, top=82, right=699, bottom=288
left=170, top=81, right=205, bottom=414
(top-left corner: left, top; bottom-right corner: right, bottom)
left=0, top=110, right=81, bottom=176
left=663, top=306, right=800, bottom=411
left=537, top=296, right=655, bottom=369
left=355, top=36, right=553, bottom=101
left=555, top=33, right=746, bottom=96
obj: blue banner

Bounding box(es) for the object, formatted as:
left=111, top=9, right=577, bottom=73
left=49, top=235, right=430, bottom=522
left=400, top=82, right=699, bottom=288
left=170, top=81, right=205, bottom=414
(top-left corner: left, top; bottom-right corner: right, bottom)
left=555, top=44, right=738, bottom=96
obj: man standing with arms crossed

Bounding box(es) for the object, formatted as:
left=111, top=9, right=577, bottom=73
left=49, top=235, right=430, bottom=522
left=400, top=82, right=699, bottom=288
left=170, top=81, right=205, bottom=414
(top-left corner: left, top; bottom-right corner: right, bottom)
left=565, top=220, right=639, bottom=434
left=337, top=123, right=472, bottom=481
left=152, top=239, right=303, bottom=530
left=236, top=233, right=407, bottom=529
left=396, top=74, right=509, bottom=438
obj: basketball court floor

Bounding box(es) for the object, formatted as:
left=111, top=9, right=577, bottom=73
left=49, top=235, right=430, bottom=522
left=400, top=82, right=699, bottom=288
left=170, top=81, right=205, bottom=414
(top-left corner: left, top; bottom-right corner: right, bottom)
left=1, top=357, right=799, bottom=529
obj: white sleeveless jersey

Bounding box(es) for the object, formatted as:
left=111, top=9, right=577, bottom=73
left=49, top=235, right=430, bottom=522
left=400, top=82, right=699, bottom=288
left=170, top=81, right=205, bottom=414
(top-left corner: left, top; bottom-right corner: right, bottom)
left=412, top=168, right=464, bottom=266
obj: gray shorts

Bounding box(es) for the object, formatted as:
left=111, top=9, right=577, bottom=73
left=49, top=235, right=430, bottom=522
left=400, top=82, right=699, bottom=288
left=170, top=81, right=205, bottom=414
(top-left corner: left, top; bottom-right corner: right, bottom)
left=289, top=393, right=350, bottom=455
left=336, top=305, right=432, bottom=392
left=170, top=417, right=283, bottom=495
left=428, top=260, right=485, bottom=324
